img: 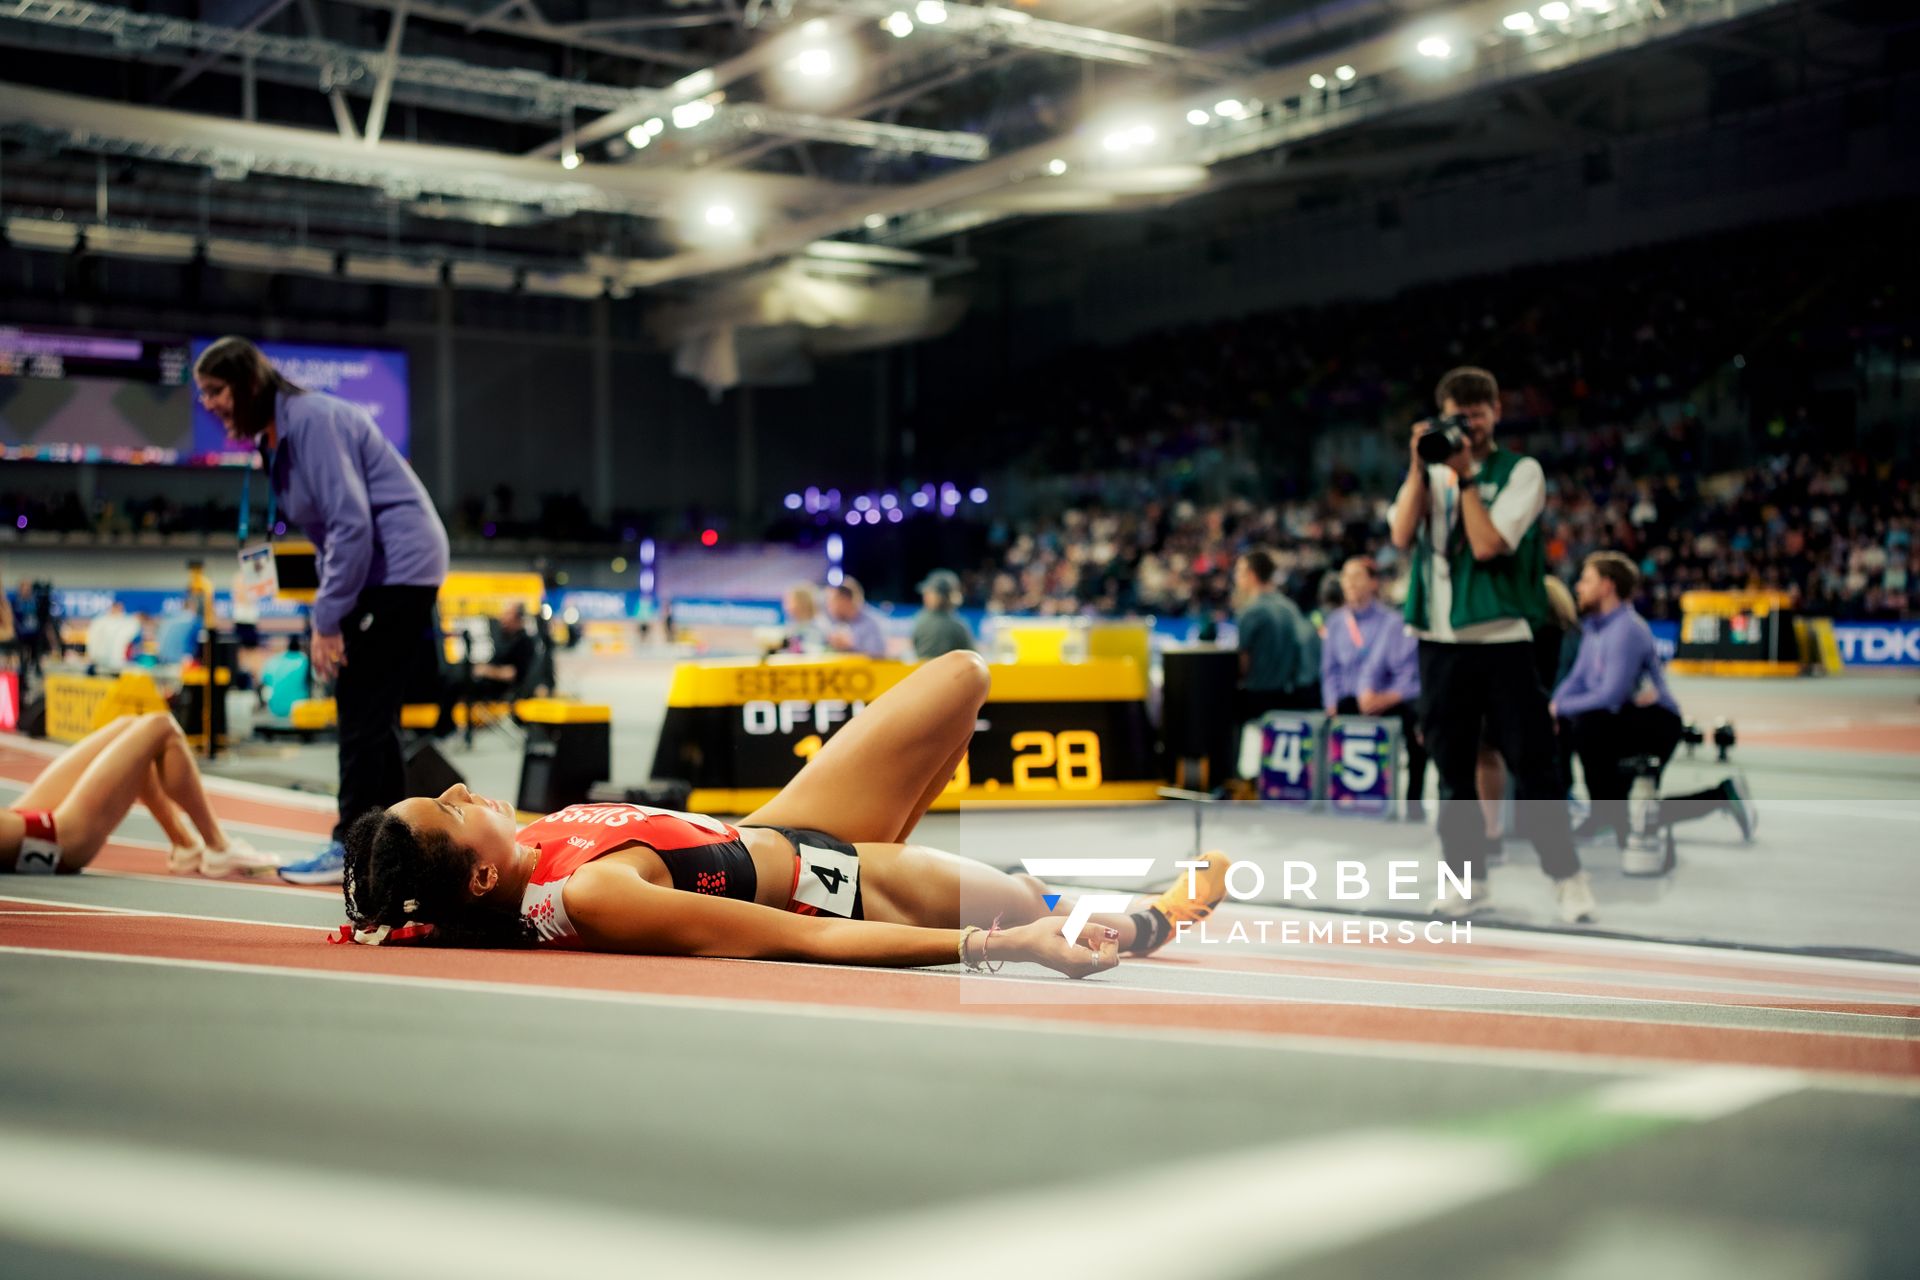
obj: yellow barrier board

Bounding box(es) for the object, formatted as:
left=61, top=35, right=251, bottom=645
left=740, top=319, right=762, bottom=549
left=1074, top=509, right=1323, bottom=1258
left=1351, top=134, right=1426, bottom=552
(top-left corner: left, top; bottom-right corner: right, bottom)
left=1666, top=660, right=1803, bottom=678
left=667, top=658, right=1147, bottom=708
left=1809, top=618, right=1845, bottom=675
left=689, top=781, right=1163, bottom=816
left=439, top=572, right=545, bottom=620
left=516, top=699, right=611, bottom=725
left=44, top=672, right=170, bottom=743
left=1677, top=589, right=1796, bottom=617
left=289, top=698, right=518, bottom=731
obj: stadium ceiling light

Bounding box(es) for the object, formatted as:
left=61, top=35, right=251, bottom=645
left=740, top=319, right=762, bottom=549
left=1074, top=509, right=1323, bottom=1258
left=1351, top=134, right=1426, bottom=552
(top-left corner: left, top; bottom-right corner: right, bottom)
left=704, top=203, right=736, bottom=227
left=674, top=70, right=716, bottom=98
left=1214, top=98, right=1249, bottom=119
left=1046, top=157, right=1068, bottom=175
left=915, top=1, right=948, bottom=25
left=864, top=213, right=886, bottom=229
left=1309, top=73, right=1328, bottom=89
left=789, top=47, right=834, bottom=78
left=802, top=18, right=829, bottom=37
left=1539, top=2, right=1572, bottom=20
left=644, top=118, right=665, bottom=136
left=1186, top=108, right=1211, bottom=126
left=1335, top=64, right=1356, bottom=82
left=625, top=124, right=652, bottom=147
left=883, top=11, right=914, bottom=37
left=1101, top=122, right=1157, bottom=152
left=1416, top=35, right=1452, bottom=59
left=561, top=151, right=582, bottom=170
left=672, top=100, right=716, bottom=128
left=1503, top=12, right=1537, bottom=31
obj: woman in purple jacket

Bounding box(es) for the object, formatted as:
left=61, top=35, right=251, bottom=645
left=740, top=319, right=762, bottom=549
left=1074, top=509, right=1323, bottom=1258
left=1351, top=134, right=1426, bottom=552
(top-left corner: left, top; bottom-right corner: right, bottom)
left=194, top=337, right=450, bottom=885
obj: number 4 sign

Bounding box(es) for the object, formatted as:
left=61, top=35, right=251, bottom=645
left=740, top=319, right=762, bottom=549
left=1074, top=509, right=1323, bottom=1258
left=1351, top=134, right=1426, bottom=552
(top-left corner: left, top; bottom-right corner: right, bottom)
left=1252, top=712, right=1325, bottom=807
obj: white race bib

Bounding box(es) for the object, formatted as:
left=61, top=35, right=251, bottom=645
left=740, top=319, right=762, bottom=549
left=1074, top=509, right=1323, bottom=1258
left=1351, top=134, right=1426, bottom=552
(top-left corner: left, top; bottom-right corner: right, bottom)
left=792, top=843, right=860, bottom=918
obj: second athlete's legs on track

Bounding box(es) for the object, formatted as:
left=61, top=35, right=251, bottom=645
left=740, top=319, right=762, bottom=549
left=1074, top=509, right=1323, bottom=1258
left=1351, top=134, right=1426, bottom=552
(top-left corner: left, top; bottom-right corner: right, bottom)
left=26, top=715, right=228, bottom=870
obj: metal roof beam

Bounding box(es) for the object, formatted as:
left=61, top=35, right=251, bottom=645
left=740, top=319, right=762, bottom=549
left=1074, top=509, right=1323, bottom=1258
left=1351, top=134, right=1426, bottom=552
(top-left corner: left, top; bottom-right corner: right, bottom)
left=330, top=0, right=705, bottom=69
left=0, top=1, right=984, bottom=157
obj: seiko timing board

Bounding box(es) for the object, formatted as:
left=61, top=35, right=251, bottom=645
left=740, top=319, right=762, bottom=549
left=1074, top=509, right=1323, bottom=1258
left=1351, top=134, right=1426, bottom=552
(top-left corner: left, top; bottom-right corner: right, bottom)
left=653, top=658, right=1159, bottom=814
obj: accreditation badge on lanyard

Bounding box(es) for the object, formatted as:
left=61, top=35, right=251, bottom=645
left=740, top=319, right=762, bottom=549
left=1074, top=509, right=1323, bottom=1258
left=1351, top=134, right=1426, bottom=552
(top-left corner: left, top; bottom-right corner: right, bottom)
left=236, top=445, right=280, bottom=602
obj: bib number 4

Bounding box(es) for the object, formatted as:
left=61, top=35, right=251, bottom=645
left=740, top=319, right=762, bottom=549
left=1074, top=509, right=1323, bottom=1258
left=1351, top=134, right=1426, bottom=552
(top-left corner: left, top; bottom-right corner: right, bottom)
left=793, top=843, right=860, bottom=918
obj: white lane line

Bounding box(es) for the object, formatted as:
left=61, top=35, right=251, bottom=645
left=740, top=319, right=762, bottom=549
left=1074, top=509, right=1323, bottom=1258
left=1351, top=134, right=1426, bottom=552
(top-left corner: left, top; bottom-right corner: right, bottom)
left=1, top=893, right=1908, bottom=1037
left=0, top=1125, right=768, bottom=1280
left=85, top=866, right=328, bottom=898
left=848, top=1132, right=1525, bottom=1280
left=0, top=895, right=325, bottom=932
left=6, top=944, right=1918, bottom=1096
left=1592, top=1067, right=1810, bottom=1120
left=0, top=1068, right=1807, bottom=1280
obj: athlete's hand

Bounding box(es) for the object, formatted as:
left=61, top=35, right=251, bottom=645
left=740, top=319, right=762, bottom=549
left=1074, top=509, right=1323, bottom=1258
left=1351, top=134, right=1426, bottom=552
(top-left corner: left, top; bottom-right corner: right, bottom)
left=1002, top=919, right=1120, bottom=979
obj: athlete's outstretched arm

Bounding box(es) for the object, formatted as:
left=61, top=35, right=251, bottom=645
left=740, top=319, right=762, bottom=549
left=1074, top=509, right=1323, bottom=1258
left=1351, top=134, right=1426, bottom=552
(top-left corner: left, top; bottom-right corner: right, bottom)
left=563, top=865, right=1117, bottom=978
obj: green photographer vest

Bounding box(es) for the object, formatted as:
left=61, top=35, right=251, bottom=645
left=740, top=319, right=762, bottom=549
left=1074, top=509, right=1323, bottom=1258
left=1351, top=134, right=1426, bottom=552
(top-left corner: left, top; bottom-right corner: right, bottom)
left=1404, top=447, right=1549, bottom=635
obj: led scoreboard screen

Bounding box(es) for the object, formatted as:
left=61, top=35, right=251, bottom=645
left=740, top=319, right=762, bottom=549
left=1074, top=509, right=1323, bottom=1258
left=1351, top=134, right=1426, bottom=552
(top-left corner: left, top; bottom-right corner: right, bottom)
left=0, top=326, right=196, bottom=463
left=654, top=659, right=1161, bottom=813
left=0, top=326, right=410, bottom=465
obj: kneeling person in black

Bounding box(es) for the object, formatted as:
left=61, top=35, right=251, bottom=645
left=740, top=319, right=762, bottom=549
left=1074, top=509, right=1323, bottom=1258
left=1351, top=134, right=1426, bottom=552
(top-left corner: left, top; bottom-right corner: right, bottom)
left=1551, top=553, right=1753, bottom=851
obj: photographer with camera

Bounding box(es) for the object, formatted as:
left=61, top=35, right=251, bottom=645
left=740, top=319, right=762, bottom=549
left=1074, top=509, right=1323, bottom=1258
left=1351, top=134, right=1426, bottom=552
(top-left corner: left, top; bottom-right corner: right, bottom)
left=1388, top=368, right=1594, bottom=924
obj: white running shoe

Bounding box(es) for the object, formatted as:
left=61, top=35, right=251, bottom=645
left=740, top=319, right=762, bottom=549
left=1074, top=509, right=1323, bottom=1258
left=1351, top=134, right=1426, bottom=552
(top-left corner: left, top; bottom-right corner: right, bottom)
left=1428, top=875, right=1493, bottom=920
left=1553, top=871, right=1598, bottom=925
left=196, top=838, right=282, bottom=879
left=167, top=842, right=206, bottom=876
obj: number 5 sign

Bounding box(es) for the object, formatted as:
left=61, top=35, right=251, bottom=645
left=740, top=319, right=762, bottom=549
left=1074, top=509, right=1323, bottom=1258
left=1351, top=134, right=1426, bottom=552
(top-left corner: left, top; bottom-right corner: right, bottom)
left=1326, top=716, right=1402, bottom=820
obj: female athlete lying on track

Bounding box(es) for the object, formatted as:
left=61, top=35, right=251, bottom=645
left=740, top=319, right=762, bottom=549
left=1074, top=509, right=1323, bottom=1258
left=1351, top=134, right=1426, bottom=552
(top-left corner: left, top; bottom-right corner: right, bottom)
left=342, top=652, right=1230, bottom=978
left=2, top=713, right=276, bottom=877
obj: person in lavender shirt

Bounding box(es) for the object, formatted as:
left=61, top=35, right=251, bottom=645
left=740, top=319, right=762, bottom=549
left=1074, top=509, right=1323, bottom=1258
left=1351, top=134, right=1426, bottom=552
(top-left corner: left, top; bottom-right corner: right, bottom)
left=1354, top=616, right=1429, bottom=822
left=194, top=337, right=449, bottom=885
left=1321, top=556, right=1397, bottom=716
left=824, top=577, right=889, bottom=659
left=1551, top=552, right=1755, bottom=847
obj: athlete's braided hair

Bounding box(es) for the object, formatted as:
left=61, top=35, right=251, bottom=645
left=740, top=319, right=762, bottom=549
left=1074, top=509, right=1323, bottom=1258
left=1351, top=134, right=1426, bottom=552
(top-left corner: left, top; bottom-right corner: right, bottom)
left=341, top=809, right=534, bottom=947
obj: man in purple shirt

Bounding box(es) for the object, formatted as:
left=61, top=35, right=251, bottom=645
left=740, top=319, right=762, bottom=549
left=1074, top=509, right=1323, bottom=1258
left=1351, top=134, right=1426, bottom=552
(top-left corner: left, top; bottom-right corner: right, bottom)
left=1552, top=552, right=1754, bottom=848
left=195, top=337, right=449, bottom=884
left=1355, top=619, right=1429, bottom=821
left=825, top=578, right=889, bottom=659
left=1321, top=556, right=1396, bottom=715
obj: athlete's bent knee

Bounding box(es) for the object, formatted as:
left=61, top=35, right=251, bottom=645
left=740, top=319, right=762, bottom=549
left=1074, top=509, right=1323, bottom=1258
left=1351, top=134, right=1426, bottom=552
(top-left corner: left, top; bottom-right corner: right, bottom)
left=933, top=649, right=990, bottom=698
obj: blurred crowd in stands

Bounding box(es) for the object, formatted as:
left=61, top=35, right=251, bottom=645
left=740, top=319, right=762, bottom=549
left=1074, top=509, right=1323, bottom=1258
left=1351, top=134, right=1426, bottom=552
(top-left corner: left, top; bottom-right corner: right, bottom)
left=3, top=205, right=1913, bottom=620
left=962, top=436, right=1915, bottom=624
left=943, top=204, right=1916, bottom=622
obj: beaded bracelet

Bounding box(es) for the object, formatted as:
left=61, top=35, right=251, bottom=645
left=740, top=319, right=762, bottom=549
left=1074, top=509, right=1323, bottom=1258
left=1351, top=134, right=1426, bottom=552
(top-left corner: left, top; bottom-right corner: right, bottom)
left=958, top=925, right=985, bottom=971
